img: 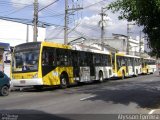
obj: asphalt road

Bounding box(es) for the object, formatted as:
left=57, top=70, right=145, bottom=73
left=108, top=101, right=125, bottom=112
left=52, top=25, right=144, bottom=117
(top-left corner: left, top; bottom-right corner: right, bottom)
left=1, top=72, right=160, bottom=120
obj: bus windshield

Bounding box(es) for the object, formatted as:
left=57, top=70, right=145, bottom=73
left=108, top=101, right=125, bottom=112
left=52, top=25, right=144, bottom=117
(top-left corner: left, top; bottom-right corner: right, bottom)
left=12, top=50, right=39, bottom=72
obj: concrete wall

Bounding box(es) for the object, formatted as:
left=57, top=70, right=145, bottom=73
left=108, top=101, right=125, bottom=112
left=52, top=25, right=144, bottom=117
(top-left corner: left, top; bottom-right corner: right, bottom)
left=106, top=38, right=127, bottom=52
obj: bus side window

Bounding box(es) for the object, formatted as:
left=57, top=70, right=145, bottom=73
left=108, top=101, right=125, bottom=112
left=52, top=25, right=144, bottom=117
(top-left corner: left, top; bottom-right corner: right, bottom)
left=109, top=55, right=112, bottom=66
left=56, top=48, right=69, bottom=66
left=95, top=54, right=100, bottom=66
left=121, top=57, right=126, bottom=66
left=56, top=49, right=63, bottom=66
left=117, top=56, right=121, bottom=69
left=42, top=50, right=48, bottom=66
left=42, top=48, right=55, bottom=66
left=71, top=51, right=78, bottom=66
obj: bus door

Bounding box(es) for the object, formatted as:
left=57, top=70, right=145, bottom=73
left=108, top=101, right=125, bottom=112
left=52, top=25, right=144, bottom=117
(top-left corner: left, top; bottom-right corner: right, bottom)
left=128, top=58, right=134, bottom=76
left=72, top=51, right=80, bottom=81
left=89, top=53, right=95, bottom=79
left=79, top=52, right=90, bottom=82
left=125, top=58, right=129, bottom=75
left=131, top=58, right=135, bottom=74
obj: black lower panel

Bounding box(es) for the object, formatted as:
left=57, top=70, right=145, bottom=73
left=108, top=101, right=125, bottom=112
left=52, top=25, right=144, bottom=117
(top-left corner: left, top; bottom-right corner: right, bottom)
left=42, top=65, right=57, bottom=77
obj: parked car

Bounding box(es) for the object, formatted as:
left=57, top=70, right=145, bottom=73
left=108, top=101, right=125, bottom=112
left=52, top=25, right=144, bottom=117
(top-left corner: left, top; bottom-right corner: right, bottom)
left=0, top=71, right=10, bottom=96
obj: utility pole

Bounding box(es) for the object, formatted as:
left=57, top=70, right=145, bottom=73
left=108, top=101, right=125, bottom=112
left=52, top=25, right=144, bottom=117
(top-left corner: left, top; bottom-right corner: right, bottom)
left=126, top=23, right=135, bottom=54
left=64, top=0, right=68, bottom=45
left=32, top=0, right=58, bottom=42
left=26, top=24, right=29, bottom=43
left=127, top=23, right=129, bottom=54
left=99, top=7, right=107, bottom=51
left=139, top=30, right=142, bottom=56
left=101, top=7, right=104, bottom=51
left=33, top=0, right=38, bottom=42
left=64, top=0, right=83, bottom=45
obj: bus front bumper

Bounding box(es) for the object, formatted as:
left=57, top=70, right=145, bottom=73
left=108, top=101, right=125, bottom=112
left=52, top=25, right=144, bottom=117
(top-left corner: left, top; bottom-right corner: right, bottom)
left=11, top=78, right=43, bottom=87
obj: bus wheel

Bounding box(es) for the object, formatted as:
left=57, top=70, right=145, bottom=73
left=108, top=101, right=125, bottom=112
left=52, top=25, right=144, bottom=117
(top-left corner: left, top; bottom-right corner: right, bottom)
left=122, top=71, right=125, bottom=80
left=0, top=85, right=9, bottom=96
left=60, top=74, right=68, bottom=89
left=99, top=71, right=104, bottom=83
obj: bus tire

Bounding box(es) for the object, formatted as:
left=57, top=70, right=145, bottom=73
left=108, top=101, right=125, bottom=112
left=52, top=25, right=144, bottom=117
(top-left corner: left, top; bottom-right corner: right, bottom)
left=60, top=73, right=68, bottom=89
left=122, top=71, right=125, bottom=80
left=0, top=85, right=9, bottom=96
left=99, top=71, right=104, bottom=83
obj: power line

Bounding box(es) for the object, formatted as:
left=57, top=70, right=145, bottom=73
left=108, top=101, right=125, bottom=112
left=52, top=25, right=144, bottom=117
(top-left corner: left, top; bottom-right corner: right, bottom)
left=0, top=16, right=63, bottom=28
left=46, top=27, right=64, bottom=40
left=0, top=0, right=109, bottom=41
left=39, top=13, right=64, bottom=18
left=4, top=4, right=33, bottom=16
left=0, top=1, right=31, bottom=6
left=38, top=4, right=64, bottom=18
left=82, top=0, right=107, bottom=9
left=38, top=0, right=59, bottom=12
left=64, top=0, right=83, bottom=44
left=68, top=21, right=82, bottom=34
left=0, top=8, right=17, bottom=14
left=70, top=28, right=92, bottom=39
left=39, top=0, right=108, bottom=20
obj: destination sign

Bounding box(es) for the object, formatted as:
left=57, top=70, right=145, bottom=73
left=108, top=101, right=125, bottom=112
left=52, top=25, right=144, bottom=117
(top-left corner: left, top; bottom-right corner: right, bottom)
left=15, top=42, right=41, bottom=52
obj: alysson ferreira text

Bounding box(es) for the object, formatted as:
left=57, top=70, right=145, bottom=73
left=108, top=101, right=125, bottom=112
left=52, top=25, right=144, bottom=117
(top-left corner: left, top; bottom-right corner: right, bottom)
left=118, top=114, right=160, bottom=120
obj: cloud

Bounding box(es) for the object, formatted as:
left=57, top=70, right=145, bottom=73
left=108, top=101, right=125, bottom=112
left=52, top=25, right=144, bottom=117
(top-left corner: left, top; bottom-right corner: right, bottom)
left=45, top=13, right=128, bottom=42
left=73, top=15, right=103, bottom=38
left=43, top=0, right=141, bottom=42
left=82, top=0, right=112, bottom=13
left=70, top=13, right=127, bottom=39
left=70, top=0, right=128, bottom=38
left=11, top=0, right=57, bottom=7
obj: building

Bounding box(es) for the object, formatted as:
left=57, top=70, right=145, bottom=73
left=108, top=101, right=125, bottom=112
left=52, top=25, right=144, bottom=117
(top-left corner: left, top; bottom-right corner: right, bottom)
left=0, top=19, right=46, bottom=77
left=105, top=34, right=145, bottom=56
left=74, top=34, right=144, bottom=56
left=0, top=19, right=46, bottom=46
left=69, top=37, right=118, bottom=54
left=0, top=42, right=10, bottom=73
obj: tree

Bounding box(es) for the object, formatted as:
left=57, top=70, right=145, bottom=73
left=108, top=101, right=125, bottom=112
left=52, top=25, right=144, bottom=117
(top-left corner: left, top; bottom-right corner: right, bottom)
left=107, top=0, right=160, bottom=57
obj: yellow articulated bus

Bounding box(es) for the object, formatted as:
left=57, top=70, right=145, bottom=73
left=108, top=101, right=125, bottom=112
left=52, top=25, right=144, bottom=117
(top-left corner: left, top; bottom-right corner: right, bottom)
left=11, top=41, right=113, bottom=89
left=142, top=58, right=156, bottom=74
left=112, top=53, right=142, bottom=79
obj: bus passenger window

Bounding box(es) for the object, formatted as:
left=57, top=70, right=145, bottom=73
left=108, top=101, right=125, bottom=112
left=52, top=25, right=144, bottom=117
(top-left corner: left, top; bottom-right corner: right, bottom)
left=42, top=51, right=48, bottom=66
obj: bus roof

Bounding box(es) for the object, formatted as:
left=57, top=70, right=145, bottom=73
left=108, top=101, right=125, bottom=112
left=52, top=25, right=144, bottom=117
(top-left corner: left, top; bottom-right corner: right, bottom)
left=15, top=41, right=111, bottom=55
left=115, top=53, right=140, bottom=58
left=41, top=41, right=71, bottom=49
left=72, top=44, right=111, bottom=55
left=143, top=57, right=156, bottom=60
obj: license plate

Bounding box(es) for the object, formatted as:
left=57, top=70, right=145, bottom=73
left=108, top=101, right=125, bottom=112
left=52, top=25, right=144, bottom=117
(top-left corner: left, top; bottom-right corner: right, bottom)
left=20, top=80, right=26, bottom=84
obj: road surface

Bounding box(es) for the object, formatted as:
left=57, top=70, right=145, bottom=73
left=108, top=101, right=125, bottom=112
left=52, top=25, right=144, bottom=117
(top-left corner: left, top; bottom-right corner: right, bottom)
left=1, top=72, right=160, bottom=120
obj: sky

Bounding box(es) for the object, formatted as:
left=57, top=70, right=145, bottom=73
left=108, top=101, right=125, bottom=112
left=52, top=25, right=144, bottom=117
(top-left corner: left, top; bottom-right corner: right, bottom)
left=0, top=0, right=145, bottom=46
